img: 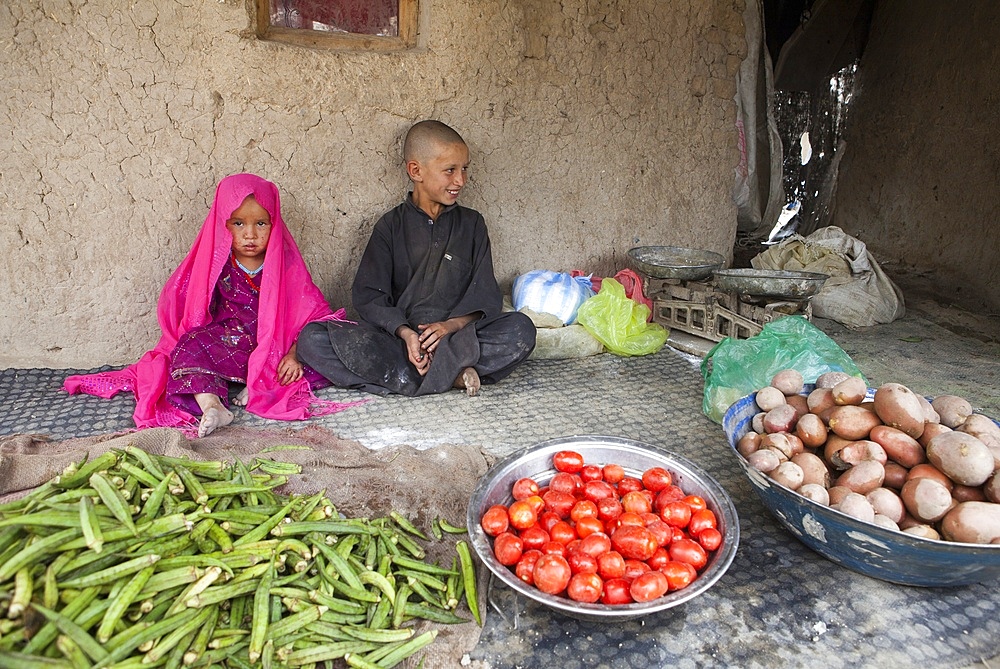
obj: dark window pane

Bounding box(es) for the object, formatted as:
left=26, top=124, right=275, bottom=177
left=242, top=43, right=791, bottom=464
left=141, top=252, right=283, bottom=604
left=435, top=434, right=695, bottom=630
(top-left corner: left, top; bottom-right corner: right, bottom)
left=270, top=0, right=399, bottom=37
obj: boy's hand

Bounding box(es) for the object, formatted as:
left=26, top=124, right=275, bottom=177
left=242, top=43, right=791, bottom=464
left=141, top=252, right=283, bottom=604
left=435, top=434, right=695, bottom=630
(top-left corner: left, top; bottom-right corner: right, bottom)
left=417, top=314, right=478, bottom=353
left=277, top=345, right=304, bottom=385
left=398, top=326, right=431, bottom=376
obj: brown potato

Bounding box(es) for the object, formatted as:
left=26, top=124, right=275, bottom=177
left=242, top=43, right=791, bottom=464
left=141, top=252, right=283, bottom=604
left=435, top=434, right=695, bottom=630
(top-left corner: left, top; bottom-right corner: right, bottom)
left=827, top=485, right=854, bottom=506
left=816, top=371, right=852, bottom=389
left=925, top=431, right=994, bottom=487
left=985, top=472, right=1000, bottom=504
left=872, top=514, right=901, bottom=531
left=737, top=431, right=762, bottom=458
left=755, top=385, right=787, bottom=412
left=761, top=432, right=798, bottom=459
left=835, top=460, right=885, bottom=495
left=906, top=463, right=954, bottom=491
left=940, top=501, right=1000, bottom=544
left=872, top=383, right=925, bottom=439
left=868, top=425, right=926, bottom=469
left=957, top=414, right=1000, bottom=469
left=798, top=483, right=830, bottom=505
left=792, top=452, right=830, bottom=488
left=918, top=422, right=952, bottom=448
left=827, top=405, right=882, bottom=440
left=831, top=440, right=887, bottom=469
left=902, top=524, right=941, bottom=540
left=807, top=387, right=836, bottom=415
left=866, top=487, right=905, bottom=523
left=771, top=369, right=805, bottom=396
left=751, top=412, right=767, bottom=434
left=918, top=395, right=940, bottom=424
left=952, top=484, right=987, bottom=503
left=931, top=395, right=973, bottom=429
left=882, top=462, right=909, bottom=490
left=900, top=477, right=954, bottom=523
left=770, top=461, right=805, bottom=491
left=762, top=404, right=799, bottom=434
left=795, top=413, right=828, bottom=449
left=785, top=393, right=810, bottom=420
left=823, top=434, right=856, bottom=470
left=747, top=448, right=781, bottom=474
left=831, top=376, right=868, bottom=406
left=836, top=492, right=876, bottom=523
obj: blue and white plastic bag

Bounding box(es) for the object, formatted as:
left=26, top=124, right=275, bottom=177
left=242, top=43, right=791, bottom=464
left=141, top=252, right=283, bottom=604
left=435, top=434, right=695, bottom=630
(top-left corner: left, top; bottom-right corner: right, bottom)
left=512, top=270, right=595, bottom=325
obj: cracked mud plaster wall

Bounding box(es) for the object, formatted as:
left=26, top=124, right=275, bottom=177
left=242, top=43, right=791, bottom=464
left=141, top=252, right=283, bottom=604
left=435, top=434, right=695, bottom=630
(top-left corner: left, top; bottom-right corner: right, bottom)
left=834, top=0, right=1000, bottom=313
left=1, top=0, right=745, bottom=368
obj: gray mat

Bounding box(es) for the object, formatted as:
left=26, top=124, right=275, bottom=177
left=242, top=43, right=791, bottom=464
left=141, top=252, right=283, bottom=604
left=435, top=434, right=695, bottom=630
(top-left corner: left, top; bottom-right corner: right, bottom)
left=2, top=352, right=999, bottom=668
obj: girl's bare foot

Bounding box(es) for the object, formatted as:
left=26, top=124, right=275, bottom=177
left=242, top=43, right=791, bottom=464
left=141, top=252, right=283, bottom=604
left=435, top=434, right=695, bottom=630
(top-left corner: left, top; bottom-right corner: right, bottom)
left=199, top=406, right=234, bottom=438
left=193, top=392, right=234, bottom=437
left=232, top=387, right=249, bottom=407
left=454, top=367, right=480, bottom=397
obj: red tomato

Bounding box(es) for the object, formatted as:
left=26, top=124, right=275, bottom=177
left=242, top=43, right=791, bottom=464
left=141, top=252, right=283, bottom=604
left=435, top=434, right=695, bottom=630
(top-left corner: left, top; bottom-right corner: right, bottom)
left=511, top=477, right=540, bottom=501
left=653, top=485, right=686, bottom=513
left=533, top=554, right=572, bottom=595
left=596, top=497, right=624, bottom=524
left=542, top=490, right=576, bottom=519
left=567, top=572, right=604, bottom=603
left=524, top=495, right=545, bottom=515
left=480, top=505, right=509, bottom=537
left=579, top=464, right=604, bottom=482
left=552, top=450, right=585, bottom=474
left=630, top=570, right=669, bottom=602
left=549, top=520, right=577, bottom=545
left=574, top=516, right=605, bottom=539
left=621, top=490, right=652, bottom=515
left=688, top=508, right=717, bottom=536
left=611, top=525, right=658, bottom=561
left=617, top=477, right=644, bottom=496
left=548, top=472, right=583, bottom=496
left=564, top=539, right=582, bottom=554
left=697, top=527, right=723, bottom=552
left=646, top=546, right=671, bottom=571
left=507, top=500, right=537, bottom=531
left=493, top=532, right=523, bottom=566
left=538, top=511, right=561, bottom=533
left=519, top=524, right=550, bottom=552
left=515, top=549, right=543, bottom=585
left=683, top=494, right=707, bottom=511
left=640, top=512, right=661, bottom=526
left=641, top=467, right=673, bottom=493
left=669, top=538, right=708, bottom=571
left=597, top=551, right=627, bottom=580
left=659, top=500, right=692, bottom=529
left=541, top=541, right=567, bottom=556
left=622, top=559, right=651, bottom=581
left=567, top=550, right=598, bottom=575
left=578, top=531, right=612, bottom=558
left=582, top=480, right=617, bottom=503
left=602, top=463, right=625, bottom=485
left=645, top=519, right=673, bottom=547
left=569, top=499, right=599, bottom=523
left=670, top=527, right=687, bottom=544
left=616, top=512, right=645, bottom=528
left=660, top=560, right=697, bottom=591
left=601, top=577, right=633, bottom=605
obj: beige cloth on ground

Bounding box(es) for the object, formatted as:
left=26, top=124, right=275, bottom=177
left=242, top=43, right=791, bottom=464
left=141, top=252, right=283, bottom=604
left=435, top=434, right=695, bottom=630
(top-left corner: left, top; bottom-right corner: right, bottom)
left=0, top=426, right=491, bottom=668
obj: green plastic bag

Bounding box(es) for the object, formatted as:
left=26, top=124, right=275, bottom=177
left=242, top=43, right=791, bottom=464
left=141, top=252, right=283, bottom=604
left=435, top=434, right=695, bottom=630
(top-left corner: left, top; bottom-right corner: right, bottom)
left=576, top=278, right=668, bottom=357
left=700, top=315, right=866, bottom=423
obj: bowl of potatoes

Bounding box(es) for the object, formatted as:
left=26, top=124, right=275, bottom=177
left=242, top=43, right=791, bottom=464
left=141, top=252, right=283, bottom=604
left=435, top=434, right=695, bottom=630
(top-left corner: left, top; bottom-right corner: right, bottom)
left=723, top=370, right=1000, bottom=587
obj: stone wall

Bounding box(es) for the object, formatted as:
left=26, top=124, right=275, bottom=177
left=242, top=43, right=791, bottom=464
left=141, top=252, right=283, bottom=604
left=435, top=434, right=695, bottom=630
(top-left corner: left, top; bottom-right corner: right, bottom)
left=834, top=0, right=1000, bottom=313
left=1, top=0, right=746, bottom=367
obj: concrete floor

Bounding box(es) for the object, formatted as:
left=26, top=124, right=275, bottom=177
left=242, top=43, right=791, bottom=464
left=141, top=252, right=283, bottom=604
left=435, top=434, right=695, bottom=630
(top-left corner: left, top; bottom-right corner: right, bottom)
left=1, top=271, right=999, bottom=668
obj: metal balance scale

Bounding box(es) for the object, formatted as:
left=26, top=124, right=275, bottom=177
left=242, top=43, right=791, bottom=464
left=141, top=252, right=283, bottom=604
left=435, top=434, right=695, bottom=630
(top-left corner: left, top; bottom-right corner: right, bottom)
left=627, top=246, right=829, bottom=356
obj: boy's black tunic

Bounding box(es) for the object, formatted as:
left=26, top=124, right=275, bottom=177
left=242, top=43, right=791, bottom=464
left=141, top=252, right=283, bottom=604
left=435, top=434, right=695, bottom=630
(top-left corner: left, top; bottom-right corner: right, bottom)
left=298, top=196, right=535, bottom=396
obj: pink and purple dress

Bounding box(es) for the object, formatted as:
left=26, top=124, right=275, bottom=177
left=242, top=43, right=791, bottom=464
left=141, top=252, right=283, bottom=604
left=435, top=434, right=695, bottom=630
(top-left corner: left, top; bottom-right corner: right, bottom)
left=65, top=173, right=361, bottom=430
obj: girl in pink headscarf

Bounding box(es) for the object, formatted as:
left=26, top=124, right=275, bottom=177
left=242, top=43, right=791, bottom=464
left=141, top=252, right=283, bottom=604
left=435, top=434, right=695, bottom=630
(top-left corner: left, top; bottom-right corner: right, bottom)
left=65, top=173, right=359, bottom=436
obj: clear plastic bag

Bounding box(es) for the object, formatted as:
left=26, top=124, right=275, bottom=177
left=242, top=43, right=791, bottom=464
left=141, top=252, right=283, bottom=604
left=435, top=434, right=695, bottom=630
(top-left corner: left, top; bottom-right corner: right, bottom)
left=576, top=278, right=668, bottom=357
left=700, top=315, right=866, bottom=423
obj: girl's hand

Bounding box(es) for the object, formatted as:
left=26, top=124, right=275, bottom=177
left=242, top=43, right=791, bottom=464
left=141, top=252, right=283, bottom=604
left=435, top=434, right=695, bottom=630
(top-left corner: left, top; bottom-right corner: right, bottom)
left=277, top=348, right=304, bottom=385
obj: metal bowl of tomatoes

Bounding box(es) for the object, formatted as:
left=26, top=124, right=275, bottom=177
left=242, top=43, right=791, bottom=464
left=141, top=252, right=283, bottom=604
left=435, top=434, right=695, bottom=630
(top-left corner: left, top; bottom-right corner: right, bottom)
left=467, top=435, right=740, bottom=621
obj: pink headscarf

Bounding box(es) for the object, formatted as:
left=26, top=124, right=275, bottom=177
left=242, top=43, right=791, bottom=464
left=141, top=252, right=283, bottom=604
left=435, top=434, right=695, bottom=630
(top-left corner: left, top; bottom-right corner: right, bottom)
left=64, top=173, right=360, bottom=429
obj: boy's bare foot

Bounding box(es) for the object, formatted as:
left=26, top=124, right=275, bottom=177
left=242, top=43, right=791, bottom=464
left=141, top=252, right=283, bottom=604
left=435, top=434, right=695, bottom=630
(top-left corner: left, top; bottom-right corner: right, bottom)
left=199, top=406, right=234, bottom=438
left=454, top=367, right=480, bottom=397
left=232, top=387, right=249, bottom=407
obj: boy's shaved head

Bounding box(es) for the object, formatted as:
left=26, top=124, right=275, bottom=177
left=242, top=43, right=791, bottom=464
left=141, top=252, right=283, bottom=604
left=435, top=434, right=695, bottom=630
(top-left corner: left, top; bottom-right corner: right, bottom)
left=403, top=120, right=466, bottom=163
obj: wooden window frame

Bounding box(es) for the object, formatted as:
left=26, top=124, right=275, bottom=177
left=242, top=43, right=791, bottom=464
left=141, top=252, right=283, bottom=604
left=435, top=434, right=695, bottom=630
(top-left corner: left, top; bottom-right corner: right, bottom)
left=255, top=0, right=418, bottom=51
